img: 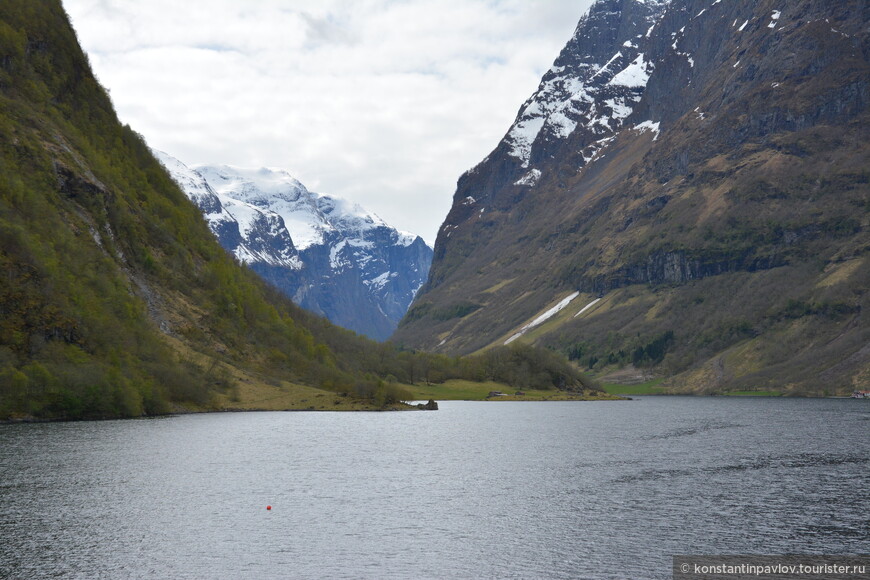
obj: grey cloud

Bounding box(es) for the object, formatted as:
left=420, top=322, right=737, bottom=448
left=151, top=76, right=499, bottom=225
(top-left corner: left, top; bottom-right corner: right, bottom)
left=299, top=12, right=357, bottom=48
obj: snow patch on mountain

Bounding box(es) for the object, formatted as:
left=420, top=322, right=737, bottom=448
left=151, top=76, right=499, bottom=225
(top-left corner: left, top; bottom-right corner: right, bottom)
left=504, top=291, right=580, bottom=345
left=515, top=168, right=542, bottom=187
left=582, top=134, right=617, bottom=164
left=608, top=53, right=653, bottom=88
left=507, top=115, right=546, bottom=167
left=573, top=298, right=601, bottom=318
left=768, top=10, right=781, bottom=29
left=634, top=120, right=661, bottom=140
left=396, top=231, right=418, bottom=246
left=366, top=271, right=396, bottom=292
left=499, top=0, right=671, bottom=169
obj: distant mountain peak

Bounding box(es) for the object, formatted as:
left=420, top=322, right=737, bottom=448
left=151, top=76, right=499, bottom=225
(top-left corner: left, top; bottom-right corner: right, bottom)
left=158, top=152, right=433, bottom=340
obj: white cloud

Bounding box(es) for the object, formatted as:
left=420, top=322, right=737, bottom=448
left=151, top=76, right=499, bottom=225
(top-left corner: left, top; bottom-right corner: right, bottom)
left=63, top=0, right=592, bottom=244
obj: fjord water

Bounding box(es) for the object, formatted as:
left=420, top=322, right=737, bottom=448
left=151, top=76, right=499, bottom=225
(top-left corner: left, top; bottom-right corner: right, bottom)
left=1, top=398, right=867, bottom=580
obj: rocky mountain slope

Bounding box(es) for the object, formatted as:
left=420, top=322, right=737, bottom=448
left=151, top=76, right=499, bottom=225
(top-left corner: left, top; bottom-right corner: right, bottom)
left=156, top=153, right=432, bottom=341
left=394, top=0, right=870, bottom=395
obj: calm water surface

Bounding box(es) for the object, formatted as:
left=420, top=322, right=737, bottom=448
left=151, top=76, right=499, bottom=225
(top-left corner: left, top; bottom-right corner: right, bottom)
left=1, top=397, right=868, bottom=579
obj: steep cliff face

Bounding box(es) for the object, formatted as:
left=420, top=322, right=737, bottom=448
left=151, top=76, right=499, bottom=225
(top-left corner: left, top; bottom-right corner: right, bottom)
left=395, top=0, right=870, bottom=394
left=427, top=0, right=672, bottom=290
left=157, top=153, right=432, bottom=340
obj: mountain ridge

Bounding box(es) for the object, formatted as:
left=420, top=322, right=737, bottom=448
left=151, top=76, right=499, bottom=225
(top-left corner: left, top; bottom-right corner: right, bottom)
left=394, top=0, right=870, bottom=395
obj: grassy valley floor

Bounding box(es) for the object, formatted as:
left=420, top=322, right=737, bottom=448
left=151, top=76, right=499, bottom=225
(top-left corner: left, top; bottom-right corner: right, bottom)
left=407, top=379, right=621, bottom=401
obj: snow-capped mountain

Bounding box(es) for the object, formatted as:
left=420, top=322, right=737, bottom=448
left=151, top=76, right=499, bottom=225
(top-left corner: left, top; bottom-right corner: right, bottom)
left=155, top=152, right=302, bottom=269
left=502, top=0, right=669, bottom=173
left=453, top=0, right=671, bottom=214
left=156, top=151, right=432, bottom=340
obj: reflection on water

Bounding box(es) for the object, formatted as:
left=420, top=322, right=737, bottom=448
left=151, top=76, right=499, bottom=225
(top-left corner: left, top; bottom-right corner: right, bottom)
left=0, top=397, right=867, bottom=579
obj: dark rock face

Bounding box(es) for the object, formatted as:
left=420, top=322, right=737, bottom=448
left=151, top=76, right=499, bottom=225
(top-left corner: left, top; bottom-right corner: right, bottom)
left=156, top=152, right=432, bottom=341
left=253, top=226, right=432, bottom=341
left=395, top=0, right=870, bottom=393
left=571, top=249, right=789, bottom=294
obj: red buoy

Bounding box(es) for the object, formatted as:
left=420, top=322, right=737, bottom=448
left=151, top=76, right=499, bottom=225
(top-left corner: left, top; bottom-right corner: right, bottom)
left=266, top=505, right=272, bottom=511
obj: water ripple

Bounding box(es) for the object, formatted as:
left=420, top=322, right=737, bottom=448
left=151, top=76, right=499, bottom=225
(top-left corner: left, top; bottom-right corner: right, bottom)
left=612, top=453, right=868, bottom=484
left=0, top=398, right=867, bottom=580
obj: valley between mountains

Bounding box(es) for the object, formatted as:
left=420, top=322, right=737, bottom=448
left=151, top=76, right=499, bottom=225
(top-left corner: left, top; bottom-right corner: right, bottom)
left=0, top=0, right=607, bottom=420
left=1, top=0, right=867, bottom=421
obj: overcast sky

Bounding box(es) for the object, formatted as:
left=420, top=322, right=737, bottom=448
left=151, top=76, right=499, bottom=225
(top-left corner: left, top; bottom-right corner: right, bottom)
left=62, top=0, right=593, bottom=245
